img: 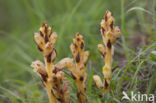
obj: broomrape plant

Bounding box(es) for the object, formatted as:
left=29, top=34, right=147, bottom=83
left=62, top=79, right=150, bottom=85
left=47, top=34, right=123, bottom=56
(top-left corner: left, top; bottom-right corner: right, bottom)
left=93, top=10, right=120, bottom=96
left=31, top=10, right=120, bottom=103
left=69, top=33, right=89, bottom=103
left=31, top=23, right=71, bottom=103
left=54, top=33, right=89, bottom=103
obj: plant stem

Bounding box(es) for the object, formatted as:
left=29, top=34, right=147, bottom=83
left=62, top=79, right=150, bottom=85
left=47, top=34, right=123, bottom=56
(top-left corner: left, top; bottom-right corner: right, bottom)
left=46, top=83, right=56, bottom=103
left=45, top=58, right=56, bottom=103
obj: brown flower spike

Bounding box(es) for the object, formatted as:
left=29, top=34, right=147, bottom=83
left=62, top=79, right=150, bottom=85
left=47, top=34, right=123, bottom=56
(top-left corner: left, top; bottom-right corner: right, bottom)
left=53, top=33, right=89, bottom=103
left=31, top=23, right=71, bottom=103
left=70, top=33, right=89, bottom=103
left=93, top=10, right=120, bottom=96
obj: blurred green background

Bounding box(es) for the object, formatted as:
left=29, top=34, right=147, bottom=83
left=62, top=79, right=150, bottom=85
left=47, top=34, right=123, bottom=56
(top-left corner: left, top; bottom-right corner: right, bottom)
left=0, top=0, right=156, bottom=103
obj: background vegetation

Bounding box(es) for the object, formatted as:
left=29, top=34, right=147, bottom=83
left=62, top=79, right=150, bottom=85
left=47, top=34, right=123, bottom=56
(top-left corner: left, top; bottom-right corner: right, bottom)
left=0, top=0, right=156, bottom=103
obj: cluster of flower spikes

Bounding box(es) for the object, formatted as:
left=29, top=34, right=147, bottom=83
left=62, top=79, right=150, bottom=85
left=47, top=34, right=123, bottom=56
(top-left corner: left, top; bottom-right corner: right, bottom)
left=93, top=10, right=120, bottom=96
left=31, top=10, right=120, bottom=103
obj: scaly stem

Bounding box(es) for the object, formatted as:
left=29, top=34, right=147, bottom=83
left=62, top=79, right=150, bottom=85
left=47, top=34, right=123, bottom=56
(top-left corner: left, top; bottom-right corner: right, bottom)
left=45, top=58, right=56, bottom=103
left=105, top=48, right=112, bottom=68
left=101, top=48, right=112, bottom=94
left=46, top=83, right=56, bottom=103
left=76, top=80, right=86, bottom=103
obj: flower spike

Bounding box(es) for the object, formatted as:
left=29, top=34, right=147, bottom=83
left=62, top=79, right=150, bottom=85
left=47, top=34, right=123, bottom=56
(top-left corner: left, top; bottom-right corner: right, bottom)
left=93, top=10, right=120, bottom=96
left=32, top=23, right=71, bottom=103
left=70, top=33, right=89, bottom=103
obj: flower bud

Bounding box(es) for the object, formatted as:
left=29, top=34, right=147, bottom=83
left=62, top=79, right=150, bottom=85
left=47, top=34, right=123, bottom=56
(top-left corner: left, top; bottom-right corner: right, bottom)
left=34, top=33, right=45, bottom=47
left=93, top=75, right=103, bottom=88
